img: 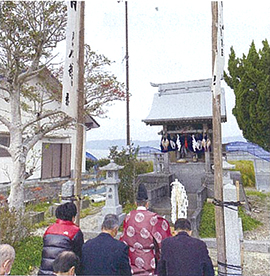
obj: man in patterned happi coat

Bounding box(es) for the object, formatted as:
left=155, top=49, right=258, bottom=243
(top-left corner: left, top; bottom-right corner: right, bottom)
left=120, top=184, right=171, bottom=275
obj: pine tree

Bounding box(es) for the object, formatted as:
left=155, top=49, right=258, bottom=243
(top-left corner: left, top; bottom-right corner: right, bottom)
left=224, top=40, right=270, bottom=151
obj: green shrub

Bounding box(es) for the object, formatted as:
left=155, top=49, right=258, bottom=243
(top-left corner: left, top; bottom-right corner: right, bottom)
left=107, top=145, right=155, bottom=207
left=11, top=236, right=43, bottom=275
left=0, top=207, right=31, bottom=245
left=239, top=206, right=262, bottom=231
left=228, top=160, right=255, bottom=187
left=25, top=201, right=53, bottom=213
left=199, top=202, right=216, bottom=238
left=123, top=202, right=136, bottom=214
left=199, top=202, right=262, bottom=238
left=86, top=158, right=110, bottom=172
left=135, top=160, right=153, bottom=174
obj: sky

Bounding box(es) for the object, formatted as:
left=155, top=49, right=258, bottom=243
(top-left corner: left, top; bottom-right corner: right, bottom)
left=79, top=1, right=270, bottom=142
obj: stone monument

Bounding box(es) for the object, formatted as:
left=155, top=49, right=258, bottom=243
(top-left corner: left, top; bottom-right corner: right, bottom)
left=223, top=158, right=243, bottom=275
left=61, top=180, right=74, bottom=203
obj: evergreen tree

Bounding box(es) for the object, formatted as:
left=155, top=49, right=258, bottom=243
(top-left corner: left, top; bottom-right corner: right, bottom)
left=224, top=40, right=270, bottom=151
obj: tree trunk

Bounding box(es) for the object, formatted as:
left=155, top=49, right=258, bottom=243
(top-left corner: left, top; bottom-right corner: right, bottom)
left=8, top=157, right=25, bottom=211
left=7, top=85, right=26, bottom=212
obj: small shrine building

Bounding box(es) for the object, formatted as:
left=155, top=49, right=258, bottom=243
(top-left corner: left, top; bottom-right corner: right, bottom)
left=143, top=78, right=227, bottom=173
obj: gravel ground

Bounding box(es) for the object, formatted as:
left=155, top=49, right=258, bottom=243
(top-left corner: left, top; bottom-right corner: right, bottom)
left=208, top=248, right=270, bottom=276
left=243, top=189, right=270, bottom=241
left=240, top=190, right=270, bottom=276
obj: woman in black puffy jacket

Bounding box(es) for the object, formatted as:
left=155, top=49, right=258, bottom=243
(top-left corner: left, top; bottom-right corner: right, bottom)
left=38, top=202, right=84, bottom=275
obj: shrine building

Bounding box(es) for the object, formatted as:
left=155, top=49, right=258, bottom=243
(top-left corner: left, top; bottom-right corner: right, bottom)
left=143, top=78, right=227, bottom=172
left=139, top=78, right=228, bottom=232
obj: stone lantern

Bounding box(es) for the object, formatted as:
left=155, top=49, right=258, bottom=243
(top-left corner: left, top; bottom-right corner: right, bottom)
left=99, top=160, right=126, bottom=226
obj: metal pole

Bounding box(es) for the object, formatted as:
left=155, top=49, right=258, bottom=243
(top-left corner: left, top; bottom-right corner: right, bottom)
left=212, top=1, right=226, bottom=274
left=74, top=1, right=85, bottom=226
left=125, top=1, right=130, bottom=146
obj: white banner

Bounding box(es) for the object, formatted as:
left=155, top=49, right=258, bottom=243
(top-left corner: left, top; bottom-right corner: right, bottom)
left=62, top=1, right=81, bottom=118
left=212, top=1, right=224, bottom=98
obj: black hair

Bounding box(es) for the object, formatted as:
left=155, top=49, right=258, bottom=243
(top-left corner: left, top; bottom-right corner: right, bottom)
left=53, top=251, right=79, bottom=273
left=174, top=218, right=191, bottom=231
left=55, top=202, right=77, bottom=221
left=101, top=214, right=119, bottom=230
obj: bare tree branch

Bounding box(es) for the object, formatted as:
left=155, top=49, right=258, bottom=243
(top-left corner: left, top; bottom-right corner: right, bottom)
left=0, top=86, right=9, bottom=93
left=24, top=116, right=73, bottom=151
left=0, top=114, right=11, bottom=129
left=21, top=110, right=64, bottom=131
left=0, top=143, right=9, bottom=153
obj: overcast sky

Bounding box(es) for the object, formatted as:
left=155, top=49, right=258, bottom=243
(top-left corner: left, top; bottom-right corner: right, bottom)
left=80, top=1, right=270, bottom=142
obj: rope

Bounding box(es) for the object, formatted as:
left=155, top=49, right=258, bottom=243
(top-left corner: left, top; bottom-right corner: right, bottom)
left=59, top=194, right=83, bottom=202
left=212, top=198, right=243, bottom=211
left=217, top=261, right=242, bottom=276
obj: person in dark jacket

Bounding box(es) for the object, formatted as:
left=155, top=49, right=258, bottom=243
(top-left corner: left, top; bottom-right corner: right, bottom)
left=158, top=218, right=214, bottom=276
left=38, top=202, right=84, bottom=275
left=80, top=214, right=132, bottom=276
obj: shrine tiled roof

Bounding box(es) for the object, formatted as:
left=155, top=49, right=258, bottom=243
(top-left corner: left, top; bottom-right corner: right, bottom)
left=143, top=78, right=227, bottom=125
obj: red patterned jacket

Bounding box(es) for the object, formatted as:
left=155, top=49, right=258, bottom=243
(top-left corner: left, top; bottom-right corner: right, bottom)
left=120, top=207, right=171, bottom=275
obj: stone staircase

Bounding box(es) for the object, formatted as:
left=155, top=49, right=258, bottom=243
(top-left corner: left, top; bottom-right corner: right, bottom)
left=137, top=163, right=209, bottom=237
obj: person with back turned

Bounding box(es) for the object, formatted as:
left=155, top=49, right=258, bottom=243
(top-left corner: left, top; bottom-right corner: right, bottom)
left=158, top=218, right=214, bottom=276
left=53, top=251, right=79, bottom=276
left=120, top=183, right=171, bottom=275
left=80, top=214, right=131, bottom=276
left=38, top=202, right=84, bottom=275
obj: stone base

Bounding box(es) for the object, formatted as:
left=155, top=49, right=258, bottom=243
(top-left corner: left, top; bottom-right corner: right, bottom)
left=101, top=204, right=123, bottom=217
left=27, top=211, right=45, bottom=225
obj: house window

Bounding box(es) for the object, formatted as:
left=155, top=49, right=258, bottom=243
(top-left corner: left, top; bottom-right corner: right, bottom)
left=0, top=135, right=10, bottom=157
left=41, top=143, right=71, bottom=179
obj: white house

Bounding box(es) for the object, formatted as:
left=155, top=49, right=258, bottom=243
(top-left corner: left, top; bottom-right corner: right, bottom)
left=0, top=68, right=99, bottom=184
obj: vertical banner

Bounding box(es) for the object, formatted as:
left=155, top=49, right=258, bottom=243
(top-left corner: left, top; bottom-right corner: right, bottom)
left=212, top=1, right=224, bottom=98
left=62, top=1, right=81, bottom=118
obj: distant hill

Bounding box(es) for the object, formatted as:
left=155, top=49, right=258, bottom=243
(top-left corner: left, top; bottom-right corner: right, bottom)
left=87, top=136, right=246, bottom=151
left=86, top=139, right=160, bottom=150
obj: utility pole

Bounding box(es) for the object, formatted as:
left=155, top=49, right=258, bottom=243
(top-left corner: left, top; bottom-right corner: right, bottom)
left=212, top=2, right=226, bottom=275
left=125, top=1, right=130, bottom=146
left=74, top=1, right=85, bottom=226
